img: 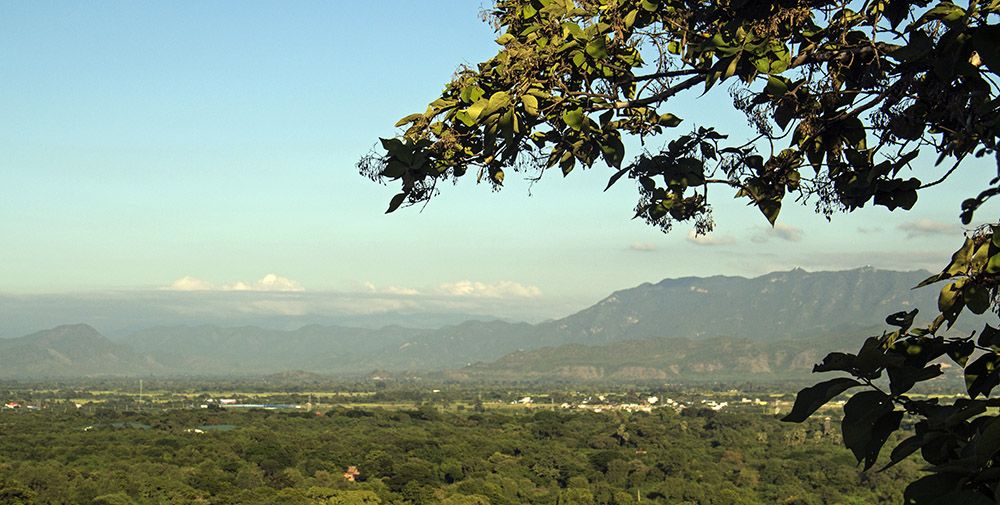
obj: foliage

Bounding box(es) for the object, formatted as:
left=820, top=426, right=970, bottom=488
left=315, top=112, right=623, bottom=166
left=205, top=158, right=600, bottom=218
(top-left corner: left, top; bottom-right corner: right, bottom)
left=784, top=224, right=1000, bottom=503
left=0, top=406, right=920, bottom=504
left=362, top=0, right=1000, bottom=502
left=360, top=0, right=1000, bottom=232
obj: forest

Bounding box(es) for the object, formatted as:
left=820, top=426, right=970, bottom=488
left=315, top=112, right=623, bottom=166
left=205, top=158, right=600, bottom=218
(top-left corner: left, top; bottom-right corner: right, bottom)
left=0, top=382, right=920, bottom=505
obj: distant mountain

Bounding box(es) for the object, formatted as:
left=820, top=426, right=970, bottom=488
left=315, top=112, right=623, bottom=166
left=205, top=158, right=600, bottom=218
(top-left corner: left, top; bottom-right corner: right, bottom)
left=446, top=327, right=881, bottom=382
left=0, top=324, right=164, bottom=378
left=0, top=268, right=954, bottom=379
left=529, top=267, right=937, bottom=346
left=125, top=324, right=424, bottom=373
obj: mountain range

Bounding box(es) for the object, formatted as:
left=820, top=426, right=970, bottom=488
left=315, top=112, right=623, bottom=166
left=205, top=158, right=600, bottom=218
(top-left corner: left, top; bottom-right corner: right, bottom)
left=0, top=267, right=952, bottom=380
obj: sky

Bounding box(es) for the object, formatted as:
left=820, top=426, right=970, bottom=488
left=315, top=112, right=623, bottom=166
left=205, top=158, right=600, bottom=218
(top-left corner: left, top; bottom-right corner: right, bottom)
left=0, top=1, right=995, bottom=327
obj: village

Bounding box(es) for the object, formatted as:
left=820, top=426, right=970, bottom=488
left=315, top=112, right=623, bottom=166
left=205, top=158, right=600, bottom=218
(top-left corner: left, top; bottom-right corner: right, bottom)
left=1, top=381, right=813, bottom=420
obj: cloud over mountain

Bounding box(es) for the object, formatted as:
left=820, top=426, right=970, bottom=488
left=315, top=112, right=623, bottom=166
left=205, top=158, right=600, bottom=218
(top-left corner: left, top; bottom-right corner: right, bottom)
left=438, top=280, right=541, bottom=299
left=166, top=274, right=304, bottom=292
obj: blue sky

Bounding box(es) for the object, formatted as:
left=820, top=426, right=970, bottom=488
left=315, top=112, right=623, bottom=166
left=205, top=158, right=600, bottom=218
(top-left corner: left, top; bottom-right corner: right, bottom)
left=0, top=1, right=994, bottom=322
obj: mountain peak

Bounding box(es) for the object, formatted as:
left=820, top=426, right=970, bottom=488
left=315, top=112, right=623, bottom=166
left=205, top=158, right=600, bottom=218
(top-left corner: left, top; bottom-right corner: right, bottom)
left=49, top=323, right=101, bottom=334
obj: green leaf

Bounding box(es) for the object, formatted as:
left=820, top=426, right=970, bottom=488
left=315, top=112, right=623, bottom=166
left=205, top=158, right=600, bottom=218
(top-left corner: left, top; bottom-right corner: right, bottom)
left=764, top=76, right=788, bottom=96
left=486, top=92, right=512, bottom=115
left=781, top=377, right=862, bottom=423
left=521, top=95, right=539, bottom=116
left=658, top=113, right=683, bottom=127
left=585, top=37, right=609, bottom=59
left=915, top=272, right=949, bottom=288
left=623, top=10, right=638, bottom=29
left=938, top=278, right=967, bottom=315
left=913, top=2, right=966, bottom=27
left=758, top=199, right=781, bottom=225
left=723, top=54, right=740, bottom=79
left=460, top=85, right=486, bottom=104
left=562, top=22, right=584, bottom=39
left=945, top=238, right=974, bottom=276
left=986, top=253, right=1000, bottom=274
left=394, top=113, right=424, bottom=127
left=467, top=99, right=490, bottom=122
left=563, top=108, right=586, bottom=131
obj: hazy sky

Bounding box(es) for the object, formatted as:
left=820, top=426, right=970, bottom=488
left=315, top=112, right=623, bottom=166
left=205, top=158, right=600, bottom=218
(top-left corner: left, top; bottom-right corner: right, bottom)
left=1, top=1, right=995, bottom=322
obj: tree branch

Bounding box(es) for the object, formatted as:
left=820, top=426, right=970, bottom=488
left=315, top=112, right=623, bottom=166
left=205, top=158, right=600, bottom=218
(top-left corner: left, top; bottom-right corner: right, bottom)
left=600, top=74, right=706, bottom=110
left=624, top=68, right=707, bottom=83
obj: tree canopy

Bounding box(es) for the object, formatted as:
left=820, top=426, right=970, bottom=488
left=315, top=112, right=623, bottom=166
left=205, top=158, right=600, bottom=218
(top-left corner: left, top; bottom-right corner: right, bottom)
left=362, top=0, right=1000, bottom=502
left=360, top=0, right=1000, bottom=230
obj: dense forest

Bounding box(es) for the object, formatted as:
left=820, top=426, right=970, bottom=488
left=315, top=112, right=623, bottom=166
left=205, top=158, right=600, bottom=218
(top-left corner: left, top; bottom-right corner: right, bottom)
left=0, top=404, right=920, bottom=504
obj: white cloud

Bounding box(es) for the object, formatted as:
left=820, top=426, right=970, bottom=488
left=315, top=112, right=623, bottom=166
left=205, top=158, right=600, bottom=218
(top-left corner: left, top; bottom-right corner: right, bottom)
left=359, top=281, right=420, bottom=296
left=358, top=280, right=541, bottom=299
left=752, top=223, right=804, bottom=243
left=246, top=274, right=304, bottom=292
left=438, top=280, right=541, bottom=299
left=166, top=274, right=304, bottom=292
left=383, top=285, right=421, bottom=296
left=898, top=219, right=961, bottom=238
left=629, top=242, right=657, bottom=252
left=686, top=230, right=735, bottom=246
left=168, top=276, right=214, bottom=291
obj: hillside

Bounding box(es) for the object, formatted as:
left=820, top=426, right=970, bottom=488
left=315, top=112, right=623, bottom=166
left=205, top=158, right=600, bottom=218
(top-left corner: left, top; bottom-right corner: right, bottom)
left=446, top=326, right=882, bottom=382
left=0, top=324, right=164, bottom=378
left=0, top=268, right=951, bottom=378
left=529, top=267, right=937, bottom=346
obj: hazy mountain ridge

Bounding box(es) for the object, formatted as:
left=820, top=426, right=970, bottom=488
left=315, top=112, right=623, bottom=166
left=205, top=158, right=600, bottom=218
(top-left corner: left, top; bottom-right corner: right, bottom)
left=446, top=327, right=882, bottom=382
left=0, top=324, right=167, bottom=377
left=0, top=268, right=947, bottom=378
left=529, top=267, right=936, bottom=346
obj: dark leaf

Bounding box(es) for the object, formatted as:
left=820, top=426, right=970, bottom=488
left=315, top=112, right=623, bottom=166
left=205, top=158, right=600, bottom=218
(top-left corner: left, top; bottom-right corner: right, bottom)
left=782, top=377, right=862, bottom=423
left=886, top=309, right=918, bottom=330
left=879, top=435, right=922, bottom=472
left=813, top=352, right=858, bottom=373
left=903, top=474, right=963, bottom=505
left=965, top=283, right=991, bottom=315
left=605, top=167, right=630, bottom=191
left=841, top=390, right=895, bottom=468
left=979, top=324, right=1000, bottom=349
left=947, top=338, right=976, bottom=367
left=966, top=352, right=1000, bottom=399
left=887, top=364, right=943, bottom=396
left=971, top=417, right=1000, bottom=466
left=385, top=193, right=407, bottom=214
